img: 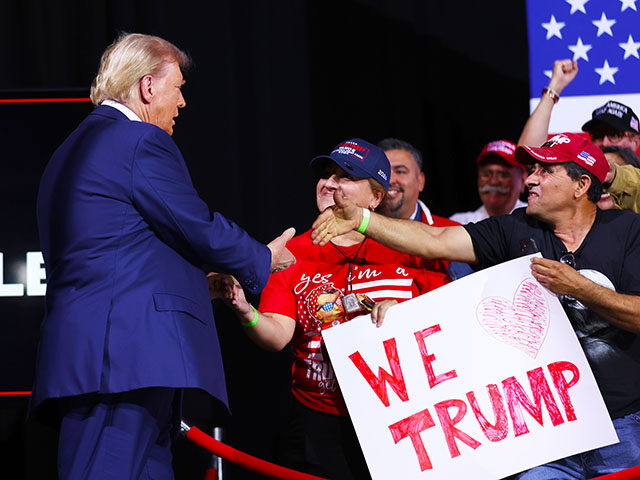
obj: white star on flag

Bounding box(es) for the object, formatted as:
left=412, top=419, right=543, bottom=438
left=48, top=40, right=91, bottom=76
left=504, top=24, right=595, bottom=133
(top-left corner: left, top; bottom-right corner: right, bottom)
left=620, top=0, right=637, bottom=12
left=568, top=37, right=592, bottom=61
left=592, top=12, right=616, bottom=37
left=595, top=60, right=619, bottom=84
left=542, top=15, right=566, bottom=39
left=619, top=35, right=640, bottom=59
left=527, top=0, right=640, bottom=134
left=566, top=0, right=589, bottom=14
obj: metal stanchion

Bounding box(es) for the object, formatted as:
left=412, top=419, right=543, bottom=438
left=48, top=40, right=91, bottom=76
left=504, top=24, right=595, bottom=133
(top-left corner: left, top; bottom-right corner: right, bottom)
left=182, top=419, right=327, bottom=480
left=202, top=426, right=224, bottom=480
left=212, top=427, right=224, bottom=480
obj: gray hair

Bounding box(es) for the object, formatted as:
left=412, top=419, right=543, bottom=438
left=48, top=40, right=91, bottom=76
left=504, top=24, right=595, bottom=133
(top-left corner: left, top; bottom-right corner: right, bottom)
left=377, top=138, right=423, bottom=170
left=90, top=33, right=190, bottom=106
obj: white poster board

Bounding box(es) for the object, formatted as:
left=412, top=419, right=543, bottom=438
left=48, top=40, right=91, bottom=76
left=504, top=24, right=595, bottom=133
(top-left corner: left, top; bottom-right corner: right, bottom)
left=322, top=254, right=618, bottom=479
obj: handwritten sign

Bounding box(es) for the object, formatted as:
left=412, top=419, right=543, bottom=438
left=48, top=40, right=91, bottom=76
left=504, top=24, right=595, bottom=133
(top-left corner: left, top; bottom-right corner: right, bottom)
left=322, top=254, right=618, bottom=479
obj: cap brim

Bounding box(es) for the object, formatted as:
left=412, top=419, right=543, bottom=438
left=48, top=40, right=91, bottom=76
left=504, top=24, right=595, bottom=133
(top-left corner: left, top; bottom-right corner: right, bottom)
left=309, top=154, right=374, bottom=180
left=309, top=155, right=332, bottom=172
left=478, top=151, right=526, bottom=173
left=582, top=116, right=634, bottom=133
left=515, top=145, right=570, bottom=166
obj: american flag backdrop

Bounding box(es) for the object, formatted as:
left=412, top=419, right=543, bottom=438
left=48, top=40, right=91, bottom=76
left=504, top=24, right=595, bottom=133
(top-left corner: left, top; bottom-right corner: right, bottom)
left=526, top=0, right=640, bottom=132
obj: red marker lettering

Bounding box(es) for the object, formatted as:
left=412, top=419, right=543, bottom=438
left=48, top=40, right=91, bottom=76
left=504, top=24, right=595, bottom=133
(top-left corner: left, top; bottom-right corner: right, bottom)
left=434, top=399, right=482, bottom=457
left=548, top=361, right=580, bottom=421
left=414, top=325, right=457, bottom=388
left=349, top=337, right=409, bottom=407
left=466, top=384, right=509, bottom=442
left=388, top=408, right=436, bottom=471
left=503, top=367, right=564, bottom=436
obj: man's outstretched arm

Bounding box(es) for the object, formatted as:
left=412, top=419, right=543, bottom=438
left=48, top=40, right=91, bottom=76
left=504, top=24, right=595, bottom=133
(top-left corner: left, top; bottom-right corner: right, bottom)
left=311, top=191, right=478, bottom=263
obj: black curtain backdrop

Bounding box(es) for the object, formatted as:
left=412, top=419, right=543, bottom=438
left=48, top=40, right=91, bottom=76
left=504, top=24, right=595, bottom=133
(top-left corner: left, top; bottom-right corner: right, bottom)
left=0, top=1, right=529, bottom=478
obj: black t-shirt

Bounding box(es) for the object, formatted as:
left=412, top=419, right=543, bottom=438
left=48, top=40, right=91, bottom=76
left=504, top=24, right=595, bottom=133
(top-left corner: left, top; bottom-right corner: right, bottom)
left=464, top=207, right=640, bottom=419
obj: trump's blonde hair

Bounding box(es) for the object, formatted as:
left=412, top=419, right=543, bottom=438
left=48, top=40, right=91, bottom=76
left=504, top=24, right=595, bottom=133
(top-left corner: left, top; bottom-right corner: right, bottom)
left=90, top=33, right=190, bottom=106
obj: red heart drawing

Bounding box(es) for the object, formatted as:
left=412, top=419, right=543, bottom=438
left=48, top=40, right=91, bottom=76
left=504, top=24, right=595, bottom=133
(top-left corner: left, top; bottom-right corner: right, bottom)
left=476, top=279, right=549, bottom=358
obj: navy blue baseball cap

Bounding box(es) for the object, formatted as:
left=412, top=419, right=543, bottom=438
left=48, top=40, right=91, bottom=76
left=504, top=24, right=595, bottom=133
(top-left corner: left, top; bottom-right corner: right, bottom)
left=309, top=138, right=390, bottom=191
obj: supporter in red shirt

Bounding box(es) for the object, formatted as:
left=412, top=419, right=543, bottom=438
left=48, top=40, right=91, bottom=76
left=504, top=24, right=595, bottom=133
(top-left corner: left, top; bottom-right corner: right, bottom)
left=209, top=138, right=449, bottom=479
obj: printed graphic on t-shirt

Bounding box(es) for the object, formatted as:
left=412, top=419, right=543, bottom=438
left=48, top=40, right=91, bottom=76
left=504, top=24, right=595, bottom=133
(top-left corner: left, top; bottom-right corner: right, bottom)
left=297, top=330, right=338, bottom=396
left=563, top=269, right=615, bottom=336
left=304, top=283, right=345, bottom=328
left=292, top=265, right=421, bottom=407
left=294, top=266, right=416, bottom=333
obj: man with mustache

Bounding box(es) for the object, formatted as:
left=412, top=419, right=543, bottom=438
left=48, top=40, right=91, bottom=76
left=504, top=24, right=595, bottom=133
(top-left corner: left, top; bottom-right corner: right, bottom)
left=450, top=139, right=527, bottom=224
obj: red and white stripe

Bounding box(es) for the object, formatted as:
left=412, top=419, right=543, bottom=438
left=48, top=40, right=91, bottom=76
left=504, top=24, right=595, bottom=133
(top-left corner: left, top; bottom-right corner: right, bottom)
left=351, top=278, right=414, bottom=301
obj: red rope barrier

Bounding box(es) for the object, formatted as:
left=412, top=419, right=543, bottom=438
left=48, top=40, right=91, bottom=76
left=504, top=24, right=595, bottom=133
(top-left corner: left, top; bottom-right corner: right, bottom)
left=182, top=423, right=327, bottom=480
left=204, top=468, right=217, bottom=480
left=592, top=465, right=640, bottom=480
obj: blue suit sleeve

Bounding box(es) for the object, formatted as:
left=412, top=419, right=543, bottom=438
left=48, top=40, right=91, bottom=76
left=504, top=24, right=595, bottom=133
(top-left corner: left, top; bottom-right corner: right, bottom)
left=130, top=128, right=271, bottom=294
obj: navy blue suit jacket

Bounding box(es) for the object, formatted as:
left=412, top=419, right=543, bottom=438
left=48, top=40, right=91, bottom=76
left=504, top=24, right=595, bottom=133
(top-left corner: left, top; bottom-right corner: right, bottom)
left=32, top=105, right=271, bottom=411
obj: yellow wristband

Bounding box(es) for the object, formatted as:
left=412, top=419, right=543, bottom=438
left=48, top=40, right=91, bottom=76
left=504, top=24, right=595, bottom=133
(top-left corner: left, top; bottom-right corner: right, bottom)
left=241, top=305, right=259, bottom=327
left=357, top=208, right=371, bottom=234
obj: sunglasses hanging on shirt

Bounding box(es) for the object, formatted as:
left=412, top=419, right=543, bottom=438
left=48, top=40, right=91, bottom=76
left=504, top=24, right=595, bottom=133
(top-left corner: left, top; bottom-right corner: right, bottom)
left=559, top=251, right=577, bottom=269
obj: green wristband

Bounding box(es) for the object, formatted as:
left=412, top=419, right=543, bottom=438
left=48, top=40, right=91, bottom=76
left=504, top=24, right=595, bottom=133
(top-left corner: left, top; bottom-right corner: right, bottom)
left=241, top=305, right=259, bottom=327
left=357, top=208, right=370, bottom=234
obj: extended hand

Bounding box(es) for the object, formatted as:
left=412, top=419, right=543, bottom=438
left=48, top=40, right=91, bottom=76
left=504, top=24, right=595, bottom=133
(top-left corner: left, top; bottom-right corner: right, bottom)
left=548, top=59, right=578, bottom=93
left=311, top=191, right=362, bottom=246
left=206, top=273, right=253, bottom=315
left=267, top=227, right=296, bottom=273
left=530, top=257, right=585, bottom=297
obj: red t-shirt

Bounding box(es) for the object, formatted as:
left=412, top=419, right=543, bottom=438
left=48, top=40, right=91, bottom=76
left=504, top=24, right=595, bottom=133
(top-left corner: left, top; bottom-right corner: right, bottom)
left=259, top=230, right=449, bottom=415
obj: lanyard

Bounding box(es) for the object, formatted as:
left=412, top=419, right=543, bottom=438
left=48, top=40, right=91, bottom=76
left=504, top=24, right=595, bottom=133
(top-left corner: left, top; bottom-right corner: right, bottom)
left=329, top=239, right=367, bottom=294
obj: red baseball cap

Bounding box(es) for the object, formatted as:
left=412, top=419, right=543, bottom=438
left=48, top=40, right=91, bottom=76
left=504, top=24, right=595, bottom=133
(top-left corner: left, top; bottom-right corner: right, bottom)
left=515, top=133, right=608, bottom=184
left=476, top=140, right=526, bottom=173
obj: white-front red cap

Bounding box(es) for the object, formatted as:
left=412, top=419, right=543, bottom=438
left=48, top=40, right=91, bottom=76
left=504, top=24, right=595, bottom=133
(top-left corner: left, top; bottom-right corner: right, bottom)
left=515, top=133, right=608, bottom=184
